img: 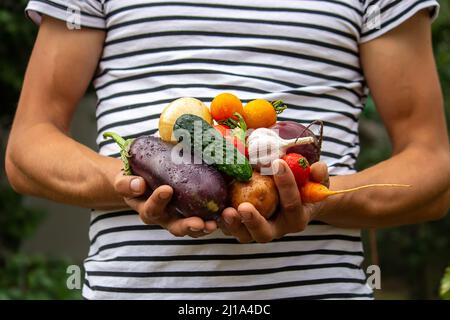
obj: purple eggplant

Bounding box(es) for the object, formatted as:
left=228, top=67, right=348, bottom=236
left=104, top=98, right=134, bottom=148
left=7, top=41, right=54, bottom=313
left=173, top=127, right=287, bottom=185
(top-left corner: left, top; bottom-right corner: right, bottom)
left=103, top=132, right=227, bottom=220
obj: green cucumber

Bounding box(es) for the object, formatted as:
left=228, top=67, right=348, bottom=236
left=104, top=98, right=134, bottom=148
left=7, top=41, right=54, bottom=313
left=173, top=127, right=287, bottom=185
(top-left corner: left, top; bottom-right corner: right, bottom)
left=173, top=114, right=252, bottom=181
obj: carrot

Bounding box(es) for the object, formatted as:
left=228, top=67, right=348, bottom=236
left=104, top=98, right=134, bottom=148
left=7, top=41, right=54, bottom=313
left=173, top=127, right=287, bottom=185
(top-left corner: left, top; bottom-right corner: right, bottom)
left=299, top=181, right=411, bottom=203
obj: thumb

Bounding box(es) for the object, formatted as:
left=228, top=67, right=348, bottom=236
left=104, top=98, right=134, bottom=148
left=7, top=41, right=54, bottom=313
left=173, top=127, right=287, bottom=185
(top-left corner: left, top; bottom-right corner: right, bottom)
left=113, top=172, right=146, bottom=197
left=309, top=161, right=330, bottom=187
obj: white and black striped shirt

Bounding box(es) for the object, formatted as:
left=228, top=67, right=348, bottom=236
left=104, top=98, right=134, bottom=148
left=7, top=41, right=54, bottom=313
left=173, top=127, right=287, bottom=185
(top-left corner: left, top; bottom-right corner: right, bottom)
left=26, top=0, right=439, bottom=300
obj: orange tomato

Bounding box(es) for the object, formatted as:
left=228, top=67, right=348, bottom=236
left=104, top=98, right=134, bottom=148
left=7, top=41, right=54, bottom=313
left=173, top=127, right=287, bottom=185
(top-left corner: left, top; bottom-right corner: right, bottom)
left=210, top=93, right=244, bottom=122
left=243, top=99, right=277, bottom=129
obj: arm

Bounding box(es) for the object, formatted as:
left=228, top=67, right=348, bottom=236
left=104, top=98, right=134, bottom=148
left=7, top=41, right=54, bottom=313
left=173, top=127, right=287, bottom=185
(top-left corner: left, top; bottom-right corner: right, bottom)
left=5, top=16, right=217, bottom=236
left=318, top=10, right=450, bottom=228
left=221, top=10, right=449, bottom=243
left=5, top=16, right=123, bottom=209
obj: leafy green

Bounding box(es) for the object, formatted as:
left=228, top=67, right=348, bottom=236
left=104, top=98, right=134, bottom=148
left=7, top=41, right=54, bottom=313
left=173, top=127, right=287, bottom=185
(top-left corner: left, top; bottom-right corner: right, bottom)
left=440, top=267, right=450, bottom=300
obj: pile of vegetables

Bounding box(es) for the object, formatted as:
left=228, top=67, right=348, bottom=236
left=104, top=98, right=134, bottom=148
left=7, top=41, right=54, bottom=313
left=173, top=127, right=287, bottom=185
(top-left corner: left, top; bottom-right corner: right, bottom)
left=104, top=93, right=409, bottom=221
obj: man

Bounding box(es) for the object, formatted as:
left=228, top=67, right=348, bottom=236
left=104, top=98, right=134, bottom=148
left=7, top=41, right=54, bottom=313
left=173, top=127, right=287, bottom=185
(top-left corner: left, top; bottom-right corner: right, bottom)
left=5, top=0, right=449, bottom=299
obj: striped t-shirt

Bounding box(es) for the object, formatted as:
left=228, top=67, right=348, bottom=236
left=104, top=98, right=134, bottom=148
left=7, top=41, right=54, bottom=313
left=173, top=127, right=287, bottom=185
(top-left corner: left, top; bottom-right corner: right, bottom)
left=26, top=0, right=439, bottom=300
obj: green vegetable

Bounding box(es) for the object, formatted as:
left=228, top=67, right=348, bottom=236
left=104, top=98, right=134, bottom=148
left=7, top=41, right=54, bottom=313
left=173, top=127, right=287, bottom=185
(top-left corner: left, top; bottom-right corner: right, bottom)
left=173, top=114, right=252, bottom=181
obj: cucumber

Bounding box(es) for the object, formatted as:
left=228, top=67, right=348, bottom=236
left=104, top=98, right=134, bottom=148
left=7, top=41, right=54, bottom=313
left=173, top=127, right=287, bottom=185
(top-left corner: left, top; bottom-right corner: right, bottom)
left=173, top=114, right=252, bottom=181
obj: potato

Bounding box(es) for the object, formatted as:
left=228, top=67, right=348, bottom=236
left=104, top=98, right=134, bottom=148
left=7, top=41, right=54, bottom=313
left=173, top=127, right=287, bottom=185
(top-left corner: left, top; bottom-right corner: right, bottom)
left=230, top=171, right=279, bottom=219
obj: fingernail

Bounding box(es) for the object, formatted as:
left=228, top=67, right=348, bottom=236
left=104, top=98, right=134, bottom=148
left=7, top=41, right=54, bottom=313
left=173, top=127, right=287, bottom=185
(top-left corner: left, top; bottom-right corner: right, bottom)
left=130, top=178, right=142, bottom=192
left=224, top=216, right=233, bottom=225
left=189, top=227, right=201, bottom=232
left=278, top=163, right=286, bottom=174
left=273, top=160, right=286, bottom=175
left=239, top=210, right=252, bottom=222
left=159, top=192, right=171, bottom=200
left=203, top=229, right=210, bottom=234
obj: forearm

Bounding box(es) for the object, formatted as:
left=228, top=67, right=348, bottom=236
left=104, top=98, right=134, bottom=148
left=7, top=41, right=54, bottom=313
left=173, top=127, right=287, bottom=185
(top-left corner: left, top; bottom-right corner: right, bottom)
left=6, top=122, right=126, bottom=210
left=318, top=145, right=450, bottom=228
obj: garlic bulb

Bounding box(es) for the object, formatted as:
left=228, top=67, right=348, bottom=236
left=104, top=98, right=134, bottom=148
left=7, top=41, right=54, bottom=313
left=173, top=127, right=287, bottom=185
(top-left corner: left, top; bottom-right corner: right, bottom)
left=247, top=128, right=314, bottom=172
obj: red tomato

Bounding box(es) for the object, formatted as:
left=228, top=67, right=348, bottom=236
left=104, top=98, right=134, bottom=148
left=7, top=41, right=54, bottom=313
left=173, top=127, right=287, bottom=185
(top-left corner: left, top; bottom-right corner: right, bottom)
left=282, top=153, right=310, bottom=187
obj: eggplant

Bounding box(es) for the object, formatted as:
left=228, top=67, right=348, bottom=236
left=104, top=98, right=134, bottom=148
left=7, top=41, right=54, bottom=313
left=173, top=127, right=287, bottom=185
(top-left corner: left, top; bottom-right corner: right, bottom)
left=103, top=132, right=227, bottom=220
left=270, top=121, right=323, bottom=164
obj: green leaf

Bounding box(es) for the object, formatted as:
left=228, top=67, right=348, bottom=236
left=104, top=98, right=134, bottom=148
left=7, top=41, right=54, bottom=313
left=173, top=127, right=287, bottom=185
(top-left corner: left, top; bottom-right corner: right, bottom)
left=440, top=266, right=450, bottom=300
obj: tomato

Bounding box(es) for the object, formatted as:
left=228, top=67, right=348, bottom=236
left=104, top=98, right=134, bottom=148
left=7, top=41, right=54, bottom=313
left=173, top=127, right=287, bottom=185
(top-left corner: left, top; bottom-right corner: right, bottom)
left=243, top=99, right=286, bottom=129
left=281, top=153, right=310, bottom=187
left=211, top=93, right=244, bottom=122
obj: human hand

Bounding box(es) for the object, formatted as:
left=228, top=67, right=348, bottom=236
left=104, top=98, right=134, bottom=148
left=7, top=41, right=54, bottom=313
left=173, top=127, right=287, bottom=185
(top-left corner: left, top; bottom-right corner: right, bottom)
left=219, top=159, right=329, bottom=243
left=113, top=172, right=218, bottom=237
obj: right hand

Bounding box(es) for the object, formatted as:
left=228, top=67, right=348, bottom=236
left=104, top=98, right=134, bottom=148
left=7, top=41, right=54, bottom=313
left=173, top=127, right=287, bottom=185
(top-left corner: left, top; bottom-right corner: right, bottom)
left=113, top=172, right=218, bottom=238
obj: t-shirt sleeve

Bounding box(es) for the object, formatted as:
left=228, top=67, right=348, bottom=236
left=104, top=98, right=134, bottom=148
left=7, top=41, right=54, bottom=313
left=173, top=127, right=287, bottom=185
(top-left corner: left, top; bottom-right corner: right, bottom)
left=360, top=0, right=440, bottom=43
left=25, top=0, right=105, bottom=29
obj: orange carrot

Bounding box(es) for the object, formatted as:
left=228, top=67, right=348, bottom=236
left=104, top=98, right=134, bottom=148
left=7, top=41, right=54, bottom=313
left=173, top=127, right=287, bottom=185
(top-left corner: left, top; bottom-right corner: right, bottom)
left=299, top=181, right=410, bottom=203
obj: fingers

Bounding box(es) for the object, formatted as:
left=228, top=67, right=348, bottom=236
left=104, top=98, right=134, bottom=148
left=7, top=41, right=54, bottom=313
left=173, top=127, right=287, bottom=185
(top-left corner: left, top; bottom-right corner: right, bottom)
left=117, top=174, right=218, bottom=238
left=124, top=185, right=173, bottom=224
left=114, top=172, right=146, bottom=198
left=165, top=216, right=217, bottom=238
left=221, top=207, right=253, bottom=243
left=272, top=159, right=307, bottom=236
left=217, top=217, right=231, bottom=236
left=237, top=203, right=274, bottom=243
left=218, top=160, right=329, bottom=243
left=310, top=161, right=330, bottom=187
left=273, top=160, right=303, bottom=212
left=204, top=220, right=219, bottom=233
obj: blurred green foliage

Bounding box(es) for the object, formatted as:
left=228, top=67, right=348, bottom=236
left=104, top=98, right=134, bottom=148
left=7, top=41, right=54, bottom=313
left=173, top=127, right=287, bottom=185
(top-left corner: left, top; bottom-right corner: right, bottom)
left=0, top=0, right=37, bottom=125
left=0, top=1, right=81, bottom=300
left=0, top=186, right=81, bottom=299
left=0, top=187, right=45, bottom=253
left=441, top=266, right=450, bottom=299
left=0, top=0, right=449, bottom=300
left=0, top=254, right=81, bottom=300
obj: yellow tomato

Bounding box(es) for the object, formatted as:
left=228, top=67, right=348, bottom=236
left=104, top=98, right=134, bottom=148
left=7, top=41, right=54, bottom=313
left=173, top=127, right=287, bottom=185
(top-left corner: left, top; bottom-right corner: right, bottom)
left=243, top=99, right=277, bottom=129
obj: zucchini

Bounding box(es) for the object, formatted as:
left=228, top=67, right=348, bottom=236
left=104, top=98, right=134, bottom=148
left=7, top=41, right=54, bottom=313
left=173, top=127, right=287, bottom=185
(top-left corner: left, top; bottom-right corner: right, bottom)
left=173, top=114, right=252, bottom=181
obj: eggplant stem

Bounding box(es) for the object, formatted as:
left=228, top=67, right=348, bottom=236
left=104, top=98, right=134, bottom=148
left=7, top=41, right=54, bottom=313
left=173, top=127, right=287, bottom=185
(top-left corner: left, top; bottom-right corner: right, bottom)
left=103, top=131, right=134, bottom=175
left=103, top=132, right=126, bottom=150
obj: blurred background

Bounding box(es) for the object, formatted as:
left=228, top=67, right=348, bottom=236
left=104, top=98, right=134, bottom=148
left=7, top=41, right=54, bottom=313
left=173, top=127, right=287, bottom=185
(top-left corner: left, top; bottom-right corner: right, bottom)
left=0, top=0, right=449, bottom=300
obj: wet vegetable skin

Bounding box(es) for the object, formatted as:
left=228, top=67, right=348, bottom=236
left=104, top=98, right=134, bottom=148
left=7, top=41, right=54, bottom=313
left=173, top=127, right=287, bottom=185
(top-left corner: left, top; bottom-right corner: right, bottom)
left=104, top=132, right=228, bottom=220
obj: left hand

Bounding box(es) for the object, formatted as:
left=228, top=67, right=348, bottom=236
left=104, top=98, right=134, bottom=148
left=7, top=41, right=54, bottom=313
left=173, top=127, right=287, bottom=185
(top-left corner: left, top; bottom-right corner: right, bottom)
left=219, top=159, right=329, bottom=243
